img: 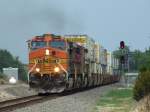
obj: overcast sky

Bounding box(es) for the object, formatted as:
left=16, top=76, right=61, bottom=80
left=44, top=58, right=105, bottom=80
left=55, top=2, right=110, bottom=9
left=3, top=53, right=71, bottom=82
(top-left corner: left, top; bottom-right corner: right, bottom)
left=0, top=0, right=150, bottom=63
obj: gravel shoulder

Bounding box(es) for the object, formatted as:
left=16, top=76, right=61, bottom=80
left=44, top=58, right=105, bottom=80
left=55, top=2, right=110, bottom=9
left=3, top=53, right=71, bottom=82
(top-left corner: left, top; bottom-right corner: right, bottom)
left=12, top=83, right=120, bottom=112
left=0, top=83, right=36, bottom=102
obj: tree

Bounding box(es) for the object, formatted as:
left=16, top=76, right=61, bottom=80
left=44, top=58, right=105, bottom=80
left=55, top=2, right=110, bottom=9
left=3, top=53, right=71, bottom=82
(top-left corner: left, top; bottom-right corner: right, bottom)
left=113, top=46, right=130, bottom=58
left=0, top=49, right=27, bottom=81
left=113, top=47, right=150, bottom=72
left=133, top=70, right=150, bottom=101
left=132, top=49, right=150, bottom=71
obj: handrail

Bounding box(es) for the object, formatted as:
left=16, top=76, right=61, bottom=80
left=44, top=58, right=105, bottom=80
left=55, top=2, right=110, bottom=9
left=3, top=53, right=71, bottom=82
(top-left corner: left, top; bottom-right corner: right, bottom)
left=27, top=60, right=37, bottom=84
left=56, top=61, right=69, bottom=81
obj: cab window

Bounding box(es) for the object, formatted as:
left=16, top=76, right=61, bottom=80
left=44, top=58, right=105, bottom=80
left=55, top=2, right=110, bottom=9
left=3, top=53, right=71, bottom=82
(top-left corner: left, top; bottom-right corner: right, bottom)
left=49, top=41, right=65, bottom=50
left=31, top=41, right=46, bottom=50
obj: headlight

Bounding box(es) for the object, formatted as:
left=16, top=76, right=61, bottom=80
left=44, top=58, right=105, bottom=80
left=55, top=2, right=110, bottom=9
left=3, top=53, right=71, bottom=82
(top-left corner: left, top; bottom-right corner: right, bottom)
left=45, top=49, right=50, bottom=55
left=35, top=68, right=40, bottom=72
left=54, top=67, right=60, bottom=72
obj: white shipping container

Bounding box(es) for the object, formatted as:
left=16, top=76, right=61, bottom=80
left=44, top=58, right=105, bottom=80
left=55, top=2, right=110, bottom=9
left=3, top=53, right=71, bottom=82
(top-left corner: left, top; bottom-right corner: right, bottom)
left=112, top=54, right=119, bottom=69
left=3, top=67, right=18, bottom=80
left=100, top=46, right=107, bottom=65
left=107, top=52, right=119, bottom=74
left=107, top=52, right=112, bottom=74
left=94, top=43, right=100, bottom=63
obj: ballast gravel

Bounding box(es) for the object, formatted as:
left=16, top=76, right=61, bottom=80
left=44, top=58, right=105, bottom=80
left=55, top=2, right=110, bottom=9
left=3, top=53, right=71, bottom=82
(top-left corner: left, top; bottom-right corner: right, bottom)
left=12, top=83, right=120, bottom=112
left=0, top=83, right=36, bottom=101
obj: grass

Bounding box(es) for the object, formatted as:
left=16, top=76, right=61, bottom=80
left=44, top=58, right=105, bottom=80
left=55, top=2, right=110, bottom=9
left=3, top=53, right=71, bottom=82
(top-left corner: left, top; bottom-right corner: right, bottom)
left=95, top=88, right=135, bottom=112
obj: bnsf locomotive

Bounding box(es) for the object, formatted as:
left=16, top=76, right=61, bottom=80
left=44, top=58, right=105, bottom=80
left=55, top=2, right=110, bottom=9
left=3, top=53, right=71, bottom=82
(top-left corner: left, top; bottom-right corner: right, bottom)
left=27, top=34, right=120, bottom=93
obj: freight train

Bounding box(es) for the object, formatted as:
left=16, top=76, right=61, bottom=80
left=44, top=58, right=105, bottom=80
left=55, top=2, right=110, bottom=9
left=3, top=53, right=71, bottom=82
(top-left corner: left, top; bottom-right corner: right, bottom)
left=27, top=34, right=120, bottom=93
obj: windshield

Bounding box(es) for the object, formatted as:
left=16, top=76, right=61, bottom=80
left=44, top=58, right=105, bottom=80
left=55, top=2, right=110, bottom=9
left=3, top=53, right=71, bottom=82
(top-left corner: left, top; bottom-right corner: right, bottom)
left=50, top=41, right=65, bottom=50
left=31, top=41, right=46, bottom=50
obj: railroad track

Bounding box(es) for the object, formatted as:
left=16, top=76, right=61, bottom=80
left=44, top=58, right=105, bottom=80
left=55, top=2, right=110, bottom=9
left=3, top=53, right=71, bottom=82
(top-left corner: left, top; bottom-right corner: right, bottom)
left=0, top=81, right=119, bottom=112
left=0, top=94, right=59, bottom=112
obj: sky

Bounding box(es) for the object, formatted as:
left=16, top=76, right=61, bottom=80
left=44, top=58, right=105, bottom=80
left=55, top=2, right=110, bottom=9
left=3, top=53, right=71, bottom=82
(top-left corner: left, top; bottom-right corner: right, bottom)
left=0, top=0, right=150, bottom=63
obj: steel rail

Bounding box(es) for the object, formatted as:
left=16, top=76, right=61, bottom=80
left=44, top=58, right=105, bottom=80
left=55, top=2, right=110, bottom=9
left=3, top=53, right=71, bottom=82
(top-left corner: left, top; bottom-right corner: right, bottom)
left=0, top=94, right=59, bottom=112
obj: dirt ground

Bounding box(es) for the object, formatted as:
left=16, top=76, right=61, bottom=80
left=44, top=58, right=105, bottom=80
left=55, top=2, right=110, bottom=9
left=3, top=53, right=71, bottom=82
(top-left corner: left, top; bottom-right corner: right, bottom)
left=132, top=95, right=150, bottom=112
left=0, top=82, right=36, bottom=102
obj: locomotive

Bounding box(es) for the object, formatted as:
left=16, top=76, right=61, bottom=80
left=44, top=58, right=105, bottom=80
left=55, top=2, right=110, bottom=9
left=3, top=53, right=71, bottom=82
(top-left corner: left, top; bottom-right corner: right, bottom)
left=27, top=34, right=120, bottom=93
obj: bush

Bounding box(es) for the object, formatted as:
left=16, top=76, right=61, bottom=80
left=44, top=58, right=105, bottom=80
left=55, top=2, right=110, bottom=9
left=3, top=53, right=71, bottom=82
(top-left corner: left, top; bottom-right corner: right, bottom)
left=0, top=73, right=7, bottom=84
left=133, top=70, right=150, bottom=101
left=0, top=73, right=7, bottom=79
left=18, top=65, right=28, bottom=82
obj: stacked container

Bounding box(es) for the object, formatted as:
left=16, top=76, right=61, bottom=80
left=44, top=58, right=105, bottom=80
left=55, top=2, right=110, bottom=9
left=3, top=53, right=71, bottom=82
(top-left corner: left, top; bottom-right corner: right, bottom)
left=65, top=35, right=105, bottom=62
left=107, top=52, right=119, bottom=75
left=64, top=35, right=96, bottom=74
left=93, top=43, right=101, bottom=73
left=99, top=46, right=107, bottom=74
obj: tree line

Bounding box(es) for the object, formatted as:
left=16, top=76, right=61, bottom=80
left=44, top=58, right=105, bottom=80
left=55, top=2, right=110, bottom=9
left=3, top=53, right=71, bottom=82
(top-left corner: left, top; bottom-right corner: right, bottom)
left=133, top=48, right=150, bottom=71
left=0, top=49, right=27, bottom=81
left=113, top=46, right=150, bottom=72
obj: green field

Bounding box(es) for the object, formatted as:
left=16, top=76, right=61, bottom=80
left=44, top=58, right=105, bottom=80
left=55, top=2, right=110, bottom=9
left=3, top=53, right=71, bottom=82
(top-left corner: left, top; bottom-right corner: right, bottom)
left=95, top=88, right=135, bottom=112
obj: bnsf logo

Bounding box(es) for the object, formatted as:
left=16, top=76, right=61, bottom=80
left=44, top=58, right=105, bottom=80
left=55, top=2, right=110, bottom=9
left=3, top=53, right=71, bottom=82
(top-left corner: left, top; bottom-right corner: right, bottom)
left=36, top=58, right=49, bottom=64
left=30, top=58, right=49, bottom=64
left=30, top=57, right=67, bottom=64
